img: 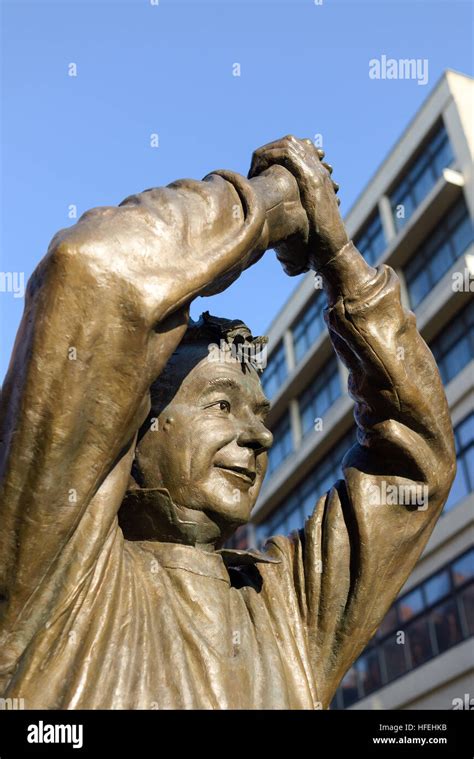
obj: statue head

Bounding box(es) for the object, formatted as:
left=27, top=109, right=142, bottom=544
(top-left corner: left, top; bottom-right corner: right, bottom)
left=121, top=313, right=273, bottom=548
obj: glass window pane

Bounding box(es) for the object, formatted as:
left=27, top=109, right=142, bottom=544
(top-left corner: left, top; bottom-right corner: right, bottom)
left=464, top=447, right=474, bottom=492
left=406, top=617, right=433, bottom=667
left=393, top=178, right=408, bottom=203
left=328, top=376, right=340, bottom=406
left=404, top=199, right=472, bottom=309
left=398, top=588, right=424, bottom=621
left=424, top=223, right=446, bottom=256
left=262, top=343, right=287, bottom=399
left=430, top=128, right=447, bottom=153
left=457, top=415, right=474, bottom=449
left=301, top=404, right=315, bottom=437
left=430, top=241, right=452, bottom=280
left=308, top=318, right=321, bottom=346
left=452, top=551, right=474, bottom=587
left=391, top=124, right=454, bottom=228
left=301, top=491, right=316, bottom=520
left=442, top=339, right=471, bottom=383
left=432, top=140, right=454, bottom=175
left=294, top=338, right=306, bottom=364
left=286, top=507, right=302, bottom=535
left=435, top=316, right=465, bottom=354
left=413, top=166, right=435, bottom=204
left=292, top=297, right=326, bottom=365
left=318, top=390, right=331, bottom=418
left=404, top=253, right=424, bottom=282
left=268, top=413, right=292, bottom=474
left=318, top=472, right=335, bottom=496
left=340, top=667, right=359, bottom=708
left=372, top=228, right=386, bottom=260
left=408, top=271, right=431, bottom=308
left=394, top=194, right=414, bottom=230
left=452, top=216, right=473, bottom=256
left=410, top=151, right=430, bottom=182
left=430, top=598, right=463, bottom=654
left=357, top=650, right=383, bottom=696
left=382, top=636, right=408, bottom=682
left=377, top=606, right=398, bottom=636
left=298, top=359, right=340, bottom=437
left=355, top=213, right=386, bottom=266
left=425, top=570, right=451, bottom=605
left=459, top=585, right=474, bottom=637
left=443, top=465, right=470, bottom=512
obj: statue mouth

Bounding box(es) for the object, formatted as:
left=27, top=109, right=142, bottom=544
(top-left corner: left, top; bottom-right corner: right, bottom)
left=214, top=464, right=256, bottom=484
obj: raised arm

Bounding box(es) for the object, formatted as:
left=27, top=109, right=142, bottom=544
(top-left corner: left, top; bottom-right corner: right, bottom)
left=250, top=137, right=456, bottom=707
left=0, top=162, right=306, bottom=670
left=305, top=243, right=455, bottom=707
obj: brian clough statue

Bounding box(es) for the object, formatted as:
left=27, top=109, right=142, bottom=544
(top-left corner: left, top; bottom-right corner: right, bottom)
left=0, top=136, right=455, bottom=709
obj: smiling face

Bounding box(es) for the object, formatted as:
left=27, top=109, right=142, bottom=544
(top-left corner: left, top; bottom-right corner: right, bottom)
left=134, top=342, right=273, bottom=541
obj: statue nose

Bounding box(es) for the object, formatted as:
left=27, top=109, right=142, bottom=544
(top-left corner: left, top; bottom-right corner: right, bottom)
left=237, top=420, right=273, bottom=453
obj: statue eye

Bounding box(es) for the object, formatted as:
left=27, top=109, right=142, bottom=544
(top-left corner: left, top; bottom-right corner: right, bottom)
left=204, top=399, right=232, bottom=414
left=216, top=400, right=231, bottom=413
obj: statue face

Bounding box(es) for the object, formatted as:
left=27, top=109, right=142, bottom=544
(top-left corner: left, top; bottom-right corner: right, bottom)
left=135, top=346, right=273, bottom=532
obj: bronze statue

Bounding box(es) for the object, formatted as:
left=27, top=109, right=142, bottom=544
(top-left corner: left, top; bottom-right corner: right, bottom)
left=0, top=137, right=455, bottom=709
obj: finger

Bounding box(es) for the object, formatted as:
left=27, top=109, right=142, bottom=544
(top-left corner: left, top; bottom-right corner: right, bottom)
left=252, top=135, right=301, bottom=159
left=252, top=136, right=313, bottom=171
left=248, top=143, right=304, bottom=179
left=297, top=137, right=323, bottom=158
left=249, top=138, right=299, bottom=176
left=300, top=138, right=325, bottom=163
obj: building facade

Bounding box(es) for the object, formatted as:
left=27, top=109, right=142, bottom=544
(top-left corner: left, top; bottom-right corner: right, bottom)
left=246, top=70, right=474, bottom=710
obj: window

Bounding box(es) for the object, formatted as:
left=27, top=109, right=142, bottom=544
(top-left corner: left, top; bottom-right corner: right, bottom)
left=444, top=413, right=474, bottom=512
left=340, top=669, right=359, bottom=708
left=357, top=649, right=383, bottom=696
left=267, top=412, right=293, bottom=474
left=382, top=636, right=409, bottom=681
left=453, top=549, right=474, bottom=636
left=397, top=588, right=424, bottom=622
left=256, top=427, right=357, bottom=544
left=261, top=342, right=287, bottom=399
left=404, top=198, right=473, bottom=308
left=331, top=549, right=474, bottom=709
left=430, top=300, right=474, bottom=385
left=354, top=212, right=386, bottom=266
left=452, top=551, right=474, bottom=587
left=292, top=293, right=327, bottom=364
left=460, top=585, right=474, bottom=636
left=406, top=616, right=432, bottom=668
left=299, top=356, right=341, bottom=437
left=377, top=606, right=398, bottom=637
left=430, top=598, right=463, bottom=653
left=424, top=570, right=450, bottom=605
left=390, top=123, right=454, bottom=231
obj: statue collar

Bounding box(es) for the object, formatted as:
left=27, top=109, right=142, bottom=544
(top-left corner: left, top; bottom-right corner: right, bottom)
left=118, top=486, right=280, bottom=569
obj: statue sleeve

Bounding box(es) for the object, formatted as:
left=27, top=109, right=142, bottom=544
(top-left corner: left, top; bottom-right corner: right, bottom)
left=265, top=243, right=456, bottom=708
left=0, top=172, right=266, bottom=678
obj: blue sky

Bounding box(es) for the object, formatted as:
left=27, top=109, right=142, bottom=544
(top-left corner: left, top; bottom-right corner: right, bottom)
left=1, top=0, right=473, bottom=381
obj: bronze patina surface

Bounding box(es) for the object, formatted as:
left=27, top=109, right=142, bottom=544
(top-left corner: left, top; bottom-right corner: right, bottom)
left=0, top=137, right=455, bottom=709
